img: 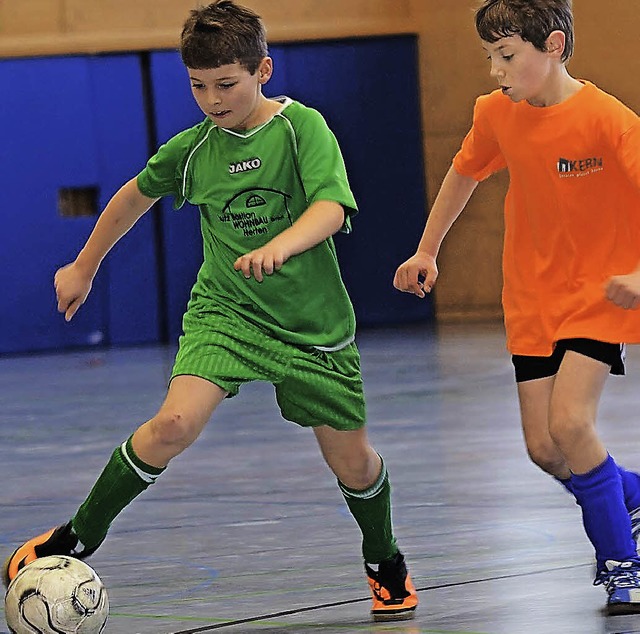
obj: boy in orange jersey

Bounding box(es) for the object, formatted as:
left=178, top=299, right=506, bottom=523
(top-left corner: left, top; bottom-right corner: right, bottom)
left=394, top=0, right=640, bottom=615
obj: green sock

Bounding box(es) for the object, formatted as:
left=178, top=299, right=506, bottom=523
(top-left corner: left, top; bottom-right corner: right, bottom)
left=72, top=436, right=165, bottom=550
left=339, top=456, right=398, bottom=564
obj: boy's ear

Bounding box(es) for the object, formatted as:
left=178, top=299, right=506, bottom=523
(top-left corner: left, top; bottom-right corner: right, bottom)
left=546, top=30, right=566, bottom=58
left=257, top=57, right=273, bottom=84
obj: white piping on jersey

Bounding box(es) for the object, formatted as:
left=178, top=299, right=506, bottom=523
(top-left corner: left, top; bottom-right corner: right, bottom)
left=275, top=110, right=298, bottom=155
left=219, top=97, right=294, bottom=139
left=313, top=333, right=355, bottom=352
left=181, top=126, right=215, bottom=202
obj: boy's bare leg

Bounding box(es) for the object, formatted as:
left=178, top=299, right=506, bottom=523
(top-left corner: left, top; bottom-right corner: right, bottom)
left=518, top=375, right=570, bottom=480
left=132, top=375, right=228, bottom=467
left=313, top=425, right=380, bottom=489
left=548, top=352, right=608, bottom=475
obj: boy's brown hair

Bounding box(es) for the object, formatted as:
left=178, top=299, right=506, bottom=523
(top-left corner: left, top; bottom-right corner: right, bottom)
left=475, top=0, right=574, bottom=62
left=180, top=0, right=268, bottom=72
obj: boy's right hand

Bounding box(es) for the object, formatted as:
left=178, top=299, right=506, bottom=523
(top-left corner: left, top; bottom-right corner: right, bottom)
left=393, top=252, right=438, bottom=299
left=54, top=262, right=94, bottom=322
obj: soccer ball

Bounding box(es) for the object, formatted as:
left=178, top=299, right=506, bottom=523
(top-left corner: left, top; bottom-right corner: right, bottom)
left=4, top=555, right=109, bottom=634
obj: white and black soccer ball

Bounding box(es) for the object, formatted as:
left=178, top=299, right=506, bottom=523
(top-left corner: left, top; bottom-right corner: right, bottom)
left=4, top=555, right=109, bottom=634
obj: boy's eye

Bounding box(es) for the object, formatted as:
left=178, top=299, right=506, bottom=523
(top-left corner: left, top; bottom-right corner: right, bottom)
left=219, top=82, right=237, bottom=89
left=485, top=53, right=514, bottom=62
left=191, top=83, right=205, bottom=90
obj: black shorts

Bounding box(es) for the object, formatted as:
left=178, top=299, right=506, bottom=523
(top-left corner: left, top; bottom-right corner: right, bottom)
left=512, top=338, right=626, bottom=383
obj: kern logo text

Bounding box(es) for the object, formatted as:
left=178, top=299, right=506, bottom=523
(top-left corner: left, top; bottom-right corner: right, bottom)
left=557, top=156, right=603, bottom=178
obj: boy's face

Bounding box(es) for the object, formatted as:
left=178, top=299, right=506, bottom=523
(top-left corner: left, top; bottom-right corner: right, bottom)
left=187, top=58, right=272, bottom=130
left=482, top=34, right=560, bottom=106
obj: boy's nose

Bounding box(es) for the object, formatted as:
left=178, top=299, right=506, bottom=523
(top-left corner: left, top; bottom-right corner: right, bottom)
left=208, top=90, right=222, bottom=106
left=490, top=64, right=505, bottom=81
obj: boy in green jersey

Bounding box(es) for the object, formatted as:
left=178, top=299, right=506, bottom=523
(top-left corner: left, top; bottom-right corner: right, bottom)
left=3, top=0, right=417, bottom=621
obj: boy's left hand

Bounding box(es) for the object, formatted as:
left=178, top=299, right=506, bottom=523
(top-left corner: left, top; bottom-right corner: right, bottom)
left=605, top=271, right=640, bottom=310
left=234, top=244, right=289, bottom=282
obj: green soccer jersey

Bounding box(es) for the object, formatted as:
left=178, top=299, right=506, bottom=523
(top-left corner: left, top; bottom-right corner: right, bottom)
left=137, top=98, right=358, bottom=349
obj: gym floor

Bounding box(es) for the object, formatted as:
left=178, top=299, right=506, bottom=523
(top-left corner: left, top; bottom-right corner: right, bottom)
left=2, top=322, right=640, bottom=633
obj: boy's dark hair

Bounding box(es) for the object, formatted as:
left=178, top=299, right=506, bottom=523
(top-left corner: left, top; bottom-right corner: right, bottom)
left=475, top=0, right=574, bottom=62
left=181, top=0, right=268, bottom=72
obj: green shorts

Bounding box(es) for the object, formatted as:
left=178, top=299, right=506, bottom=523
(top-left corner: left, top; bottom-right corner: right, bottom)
left=171, top=307, right=366, bottom=431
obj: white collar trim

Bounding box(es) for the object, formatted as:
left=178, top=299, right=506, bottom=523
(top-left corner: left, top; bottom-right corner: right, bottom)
left=220, top=97, right=293, bottom=138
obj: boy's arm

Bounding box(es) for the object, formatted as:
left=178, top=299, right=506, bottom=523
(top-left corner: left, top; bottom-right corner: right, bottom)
left=233, top=200, right=344, bottom=282
left=55, top=178, right=159, bottom=321
left=393, top=165, right=478, bottom=298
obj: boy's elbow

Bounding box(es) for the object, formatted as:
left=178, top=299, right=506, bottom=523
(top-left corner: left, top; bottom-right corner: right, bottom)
left=309, top=199, right=348, bottom=235
left=332, top=204, right=347, bottom=234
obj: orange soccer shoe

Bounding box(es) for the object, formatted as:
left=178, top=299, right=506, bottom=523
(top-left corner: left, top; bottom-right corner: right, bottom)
left=3, top=522, right=86, bottom=587
left=365, top=551, right=418, bottom=621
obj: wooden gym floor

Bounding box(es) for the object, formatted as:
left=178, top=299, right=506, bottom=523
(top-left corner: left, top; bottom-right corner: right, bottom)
left=2, top=321, right=640, bottom=633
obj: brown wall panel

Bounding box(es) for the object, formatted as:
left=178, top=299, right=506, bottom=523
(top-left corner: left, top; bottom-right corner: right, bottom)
left=0, top=0, right=64, bottom=36
left=1, top=0, right=637, bottom=321
left=62, top=0, right=190, bottom=34
left=436, top=176, right=508, bottom=321
left=0, top=0, right=415, bottom=56
left=571, top=5, right=640, bottom=113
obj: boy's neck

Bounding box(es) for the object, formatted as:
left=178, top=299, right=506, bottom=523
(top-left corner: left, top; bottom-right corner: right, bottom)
left=528, top=69, right=583, bottom=108
left=233, top=95, right=283, bottom=132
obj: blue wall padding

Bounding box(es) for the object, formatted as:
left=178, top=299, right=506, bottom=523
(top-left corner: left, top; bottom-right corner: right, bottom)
left=88, top=55, right=160, bottom=346
left=0, top=55, right=158, bottom=354
left=1, top=57, right=107, bottom=353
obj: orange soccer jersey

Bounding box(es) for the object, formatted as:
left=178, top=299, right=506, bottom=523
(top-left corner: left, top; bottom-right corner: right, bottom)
left=453, top=81, right=640, bottom=356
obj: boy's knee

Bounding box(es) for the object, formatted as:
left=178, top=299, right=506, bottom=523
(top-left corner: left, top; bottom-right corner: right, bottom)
left=335, top=449, right=381, bottom=490
left=525, top=441, right=566, bottom=477
left=148, top=410, right=199, bottom=451
left=548, top=404, right=594, bottom=448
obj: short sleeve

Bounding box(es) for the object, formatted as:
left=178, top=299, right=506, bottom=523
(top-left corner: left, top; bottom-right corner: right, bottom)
left=136, top=123, right=208, bottom=209
left=453, top=95, right=507, bottom=181
left=290, top=106, right=358, bottom=233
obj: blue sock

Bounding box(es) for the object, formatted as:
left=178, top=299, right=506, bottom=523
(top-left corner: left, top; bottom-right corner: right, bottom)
left=571, top=454, right=637, bottom=570
left=558, top=467, right=640, bottom=514
left=618, top=466, right=640, bottom=513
